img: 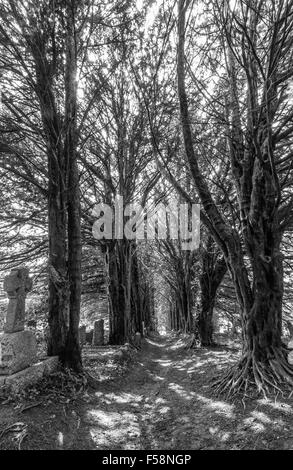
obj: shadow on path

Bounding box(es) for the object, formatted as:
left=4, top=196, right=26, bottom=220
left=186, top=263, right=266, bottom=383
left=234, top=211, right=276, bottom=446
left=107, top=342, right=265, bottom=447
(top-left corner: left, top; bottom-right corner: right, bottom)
left=11, top=334, right=293, bottom=450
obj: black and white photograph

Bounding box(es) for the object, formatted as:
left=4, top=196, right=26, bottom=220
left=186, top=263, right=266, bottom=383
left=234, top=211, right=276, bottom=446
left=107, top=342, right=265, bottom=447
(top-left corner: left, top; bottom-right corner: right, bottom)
left=0, top=0, right=293, bottom=454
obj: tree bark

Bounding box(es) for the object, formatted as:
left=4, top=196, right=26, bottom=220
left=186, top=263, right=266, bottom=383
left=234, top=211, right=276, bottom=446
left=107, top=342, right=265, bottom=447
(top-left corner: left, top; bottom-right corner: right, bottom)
left=64, top=1, right=82, bottom=371
left=32, top=35, right=69, bottom=361
left=105, top=239, right=147, bottom=344
left=106, top=240, right=131, bottom=344
left=47, top=148, right=69, bottom=360
left=198, top=247, right=227, bottom=346
left=177, top=0, right=293, bottom=395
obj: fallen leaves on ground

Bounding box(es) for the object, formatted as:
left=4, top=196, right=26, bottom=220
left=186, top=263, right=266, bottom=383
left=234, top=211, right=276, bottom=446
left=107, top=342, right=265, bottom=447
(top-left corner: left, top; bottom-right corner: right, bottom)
left=1, top=335, right=293, bottom=449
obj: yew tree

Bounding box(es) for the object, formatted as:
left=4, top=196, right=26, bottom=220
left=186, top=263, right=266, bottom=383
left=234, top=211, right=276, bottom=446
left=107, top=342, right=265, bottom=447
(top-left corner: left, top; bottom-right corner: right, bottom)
left=80, top=2, right=159, bottom=344
left=177, top=0, right=293, bottom=395
left=0, top=0, right=91, bottom=371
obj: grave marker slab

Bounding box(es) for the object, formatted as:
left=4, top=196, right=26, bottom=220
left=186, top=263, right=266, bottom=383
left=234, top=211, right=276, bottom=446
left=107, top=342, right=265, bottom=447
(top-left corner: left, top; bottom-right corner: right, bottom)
left=79, top=326, right=86, bottom=347
left=93, top=320, right=104, bottom=346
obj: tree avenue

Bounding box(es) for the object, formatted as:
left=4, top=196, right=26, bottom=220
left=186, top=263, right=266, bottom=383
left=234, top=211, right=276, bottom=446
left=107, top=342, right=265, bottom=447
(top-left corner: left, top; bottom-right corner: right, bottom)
left=1, top=0, right=293, bottom=399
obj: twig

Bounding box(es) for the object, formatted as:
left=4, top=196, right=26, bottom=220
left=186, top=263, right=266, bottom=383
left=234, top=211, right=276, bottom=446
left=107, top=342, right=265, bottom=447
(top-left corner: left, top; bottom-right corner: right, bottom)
left=19, top=401, right=43, bottom=413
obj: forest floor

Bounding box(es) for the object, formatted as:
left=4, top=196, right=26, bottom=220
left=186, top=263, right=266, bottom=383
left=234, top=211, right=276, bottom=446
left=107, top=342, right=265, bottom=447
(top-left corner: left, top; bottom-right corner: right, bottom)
left=1, top=333, right=293, bottom=450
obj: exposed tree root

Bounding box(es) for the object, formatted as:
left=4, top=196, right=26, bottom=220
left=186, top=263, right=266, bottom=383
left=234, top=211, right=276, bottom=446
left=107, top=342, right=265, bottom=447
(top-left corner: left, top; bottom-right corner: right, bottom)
left=212, top=348, right=293, bottom=398
left=184, top=333, right=200, bottom=350
left=84, top=371, right=100, bottom=390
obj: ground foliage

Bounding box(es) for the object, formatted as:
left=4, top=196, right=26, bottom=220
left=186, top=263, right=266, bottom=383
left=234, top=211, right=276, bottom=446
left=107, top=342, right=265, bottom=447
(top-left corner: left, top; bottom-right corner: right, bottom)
left=1, top=335, right=293, bottom=450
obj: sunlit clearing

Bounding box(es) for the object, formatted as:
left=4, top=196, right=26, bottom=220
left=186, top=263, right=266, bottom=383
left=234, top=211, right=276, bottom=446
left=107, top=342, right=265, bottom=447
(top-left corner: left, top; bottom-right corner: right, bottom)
left=257, top=398, right=293, bottom=414
left=149, top=373, right=164, bottom=382
left=152, top=397, right=165, bottom=405
left=87, top=407, right=142, bottom=449
left=243, top=417, right=265, bottom=433
left=88, top=409, right=121, bottom=427
left=147, top=339, right=166, bottom=348
left=168, top=382, right=196, bottom=400
left=154, top=359, right=172, bottom=367
left=88, top=408, right=140, bottom=426
left=251, top=411, right=271, bottom=424
left=196, top=395, right=235, bottom=418
left=209, top=426, right=231, bottom=442
left=159, top=406, right=171, bottom=414
left=93, top=391, right=141, bottom=405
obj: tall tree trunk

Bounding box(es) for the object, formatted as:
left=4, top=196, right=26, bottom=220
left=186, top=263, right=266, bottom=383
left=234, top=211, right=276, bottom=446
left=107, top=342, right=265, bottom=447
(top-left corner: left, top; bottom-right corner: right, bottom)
left=131, top=252, right=143, bottom=334
left=198, top=251, right=227, bottom=346
left=244, top=236, right=284, bottom=361
left=106, top=240, right=143, bottom=344
left=177, top=0, right=293, bottom=395
left=64, top=1, right=82, bottom=371
left=26, top=1, right=83, bottom=369
left=33, top=52, right=69, bottom=360
left=47, top=149, right=69, bottom=360
left=143, top=279, right=156, bottom=334
left=106, top=241, right=128, bottom=344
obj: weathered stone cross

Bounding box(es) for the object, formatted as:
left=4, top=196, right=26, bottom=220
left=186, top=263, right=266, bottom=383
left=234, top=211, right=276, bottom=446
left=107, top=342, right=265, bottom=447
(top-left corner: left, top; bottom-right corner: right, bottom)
left=3, top=267, right=32, bottom=333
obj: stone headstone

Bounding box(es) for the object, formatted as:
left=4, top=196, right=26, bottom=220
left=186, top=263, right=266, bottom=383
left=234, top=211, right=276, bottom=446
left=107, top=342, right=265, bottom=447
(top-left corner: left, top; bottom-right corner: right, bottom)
left=86, top=329, right=93, bottom=344
left=3, top=267, right=32, bottom=333
left=0, top=267, right=59, bottom=390
left=0, top=267, right=37, bottom=375
left=92, top=320, right=104, bottom=346
left=133, top=332, right=141, bottom=349
left=79, top=326, right=86, bottom=347
left=0, top=330, right=37, bottom=375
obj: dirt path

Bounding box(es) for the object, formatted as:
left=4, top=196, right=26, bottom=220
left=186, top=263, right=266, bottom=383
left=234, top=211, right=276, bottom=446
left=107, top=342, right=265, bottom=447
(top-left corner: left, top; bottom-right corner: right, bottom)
left=80, top=334, right=197, bottom=450
left=2, top=334, right=293, bottom=450
left=70, top=335, right=293, bottom=450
